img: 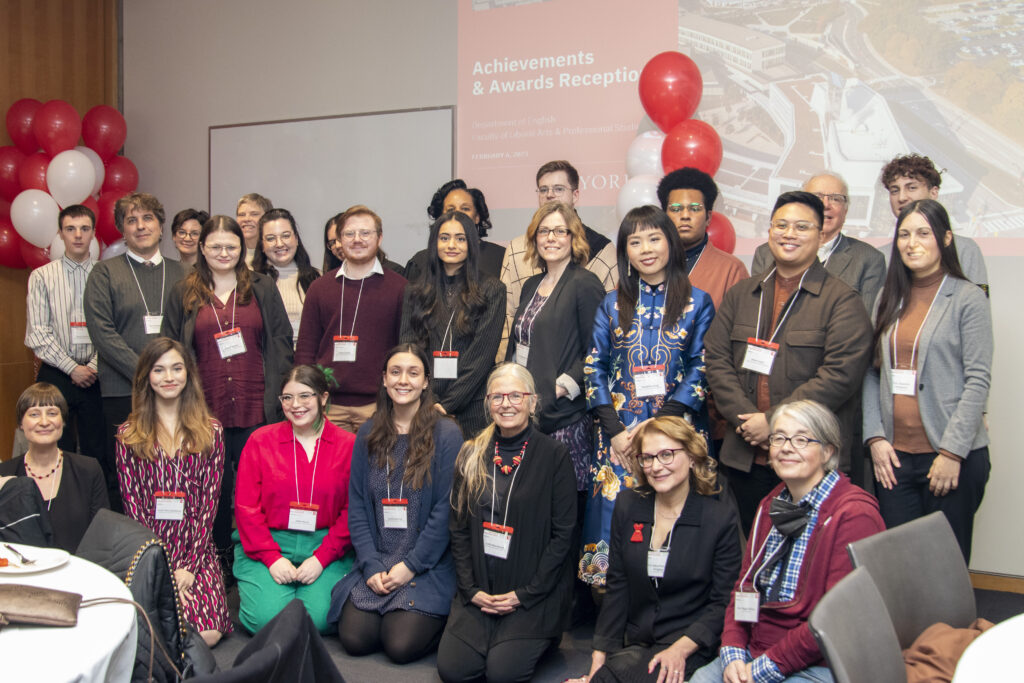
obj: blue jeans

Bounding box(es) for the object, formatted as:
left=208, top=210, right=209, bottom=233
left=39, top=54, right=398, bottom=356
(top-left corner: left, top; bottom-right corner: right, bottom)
left=689, top=657, right=833, bottom=683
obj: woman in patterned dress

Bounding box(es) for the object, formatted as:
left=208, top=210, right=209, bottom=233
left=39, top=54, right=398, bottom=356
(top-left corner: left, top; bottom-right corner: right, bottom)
left=116, top=337, right=231, bottom=647
left=330, top=343, right=463, bottom=662
left=580, top=205, right=715, bottom=588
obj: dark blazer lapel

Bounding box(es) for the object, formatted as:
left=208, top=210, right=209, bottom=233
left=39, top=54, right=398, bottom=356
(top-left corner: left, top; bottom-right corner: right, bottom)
left=824, top=237, right=854, bottom=282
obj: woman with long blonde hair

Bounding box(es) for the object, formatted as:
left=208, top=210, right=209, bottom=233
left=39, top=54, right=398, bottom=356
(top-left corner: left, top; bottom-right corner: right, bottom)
left=116, top=337, right=230, bottom=647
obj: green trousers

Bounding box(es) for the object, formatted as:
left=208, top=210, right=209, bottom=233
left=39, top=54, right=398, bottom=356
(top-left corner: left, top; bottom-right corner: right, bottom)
left=233, top=528, right=353, bottom=634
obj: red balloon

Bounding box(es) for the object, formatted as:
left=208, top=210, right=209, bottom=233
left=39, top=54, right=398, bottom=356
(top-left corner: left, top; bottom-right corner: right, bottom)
left=32, top=100, right=82, bottom=158
left=662, top=120, right=723, bottom=177
left=20, top=240, right=51, bottom=270
left=0, top=217, right=27, bottom=268
left=96, top=190, right=127, bottom=245
left=81, top=195, right=100, bottom=216
left=82, top=105, right=127, bottom=162
left=707, top=212, right=737, bottom=254
left=639, top=52, right=703, bottom=134
left=0, top=146, right=27, bottom=201
left=6, top=99, right=42, bottom=154
left=0, top=197, right=10, bottom=219
left=102, top=156, right=139, bottom=194
left=18, top=152, right=51, bottom=192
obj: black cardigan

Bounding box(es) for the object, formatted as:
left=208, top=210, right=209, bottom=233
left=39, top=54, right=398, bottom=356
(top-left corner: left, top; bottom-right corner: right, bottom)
left=506, top=263, right=604, bottom=433
left=446, top=430, right=577, bottom=647
left=592, top=487, right=742, bottom=655
left=162, top=272, right=294, bottom=424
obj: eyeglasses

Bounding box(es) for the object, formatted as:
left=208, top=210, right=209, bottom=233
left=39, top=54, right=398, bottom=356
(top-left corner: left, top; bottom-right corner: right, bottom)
left=263, top=233, right=294, bottom=245
left=175, top=230, right=200, bottom=239
left=341, top=229, right=377, bottom=241
left=204, top=244, right=241, bottom=254
left=667, top=202, right=704, bottom=214
left=487, top=391, right=533, bottom=407
left=536, top=185, right=572, bottom=196
left=326, top=238, right=341, bottom=248
left=637, top=448, right=686, bottom=469
left=279, top=392, right=317, bottom=404
left=770, top=221, right=818, bottom=234
left=537, top=227, right=569, bottom=238
left=767, top=434, right=822, bottom=451
left=813, top=192, right=848, bottom=205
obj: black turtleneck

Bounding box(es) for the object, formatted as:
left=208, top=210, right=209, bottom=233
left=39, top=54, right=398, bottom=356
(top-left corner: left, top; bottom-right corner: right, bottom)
left=684, top=235, right=709, bottom=275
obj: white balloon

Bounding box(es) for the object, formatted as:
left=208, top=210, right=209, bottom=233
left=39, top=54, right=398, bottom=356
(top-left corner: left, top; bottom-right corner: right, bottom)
left=102, top=238, right=128, bottom=260
left=625, top=131, right=667, bottom=178
left=46, top=150, right=97, bottom=208
left=616, top=175, right=661, bottom=221
left=11, top=189, right=61, bottom=248
left=75, top=146, right=105, bottom=196
left=49, top=233, right=101, bottom=261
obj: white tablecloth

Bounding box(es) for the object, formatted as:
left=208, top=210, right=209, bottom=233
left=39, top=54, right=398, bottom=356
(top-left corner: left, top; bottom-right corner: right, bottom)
left=952, top=612, right=1024, bottom=681
left=0, top=553, right=137, bottom=683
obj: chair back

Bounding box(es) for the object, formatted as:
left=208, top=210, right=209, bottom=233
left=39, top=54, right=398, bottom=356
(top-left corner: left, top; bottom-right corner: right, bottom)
left=810, top=567, right=906, bottom=683
left=847, top=511, right=976, bottom=649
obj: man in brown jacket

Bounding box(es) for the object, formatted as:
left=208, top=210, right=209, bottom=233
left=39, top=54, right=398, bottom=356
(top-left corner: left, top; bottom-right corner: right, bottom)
left=705, top=191, right=872, bottom=531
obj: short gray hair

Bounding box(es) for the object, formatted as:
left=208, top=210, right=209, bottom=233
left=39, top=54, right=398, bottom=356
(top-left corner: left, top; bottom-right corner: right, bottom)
left=805, top=171, right=849, bottom=196
left=770, top=400, right=841, bottom=472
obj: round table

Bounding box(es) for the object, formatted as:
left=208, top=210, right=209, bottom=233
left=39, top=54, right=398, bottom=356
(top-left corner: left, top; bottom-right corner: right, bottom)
left=0, top=552, right=137, bottom=682
left=952, top=612, right=1024, bottom=681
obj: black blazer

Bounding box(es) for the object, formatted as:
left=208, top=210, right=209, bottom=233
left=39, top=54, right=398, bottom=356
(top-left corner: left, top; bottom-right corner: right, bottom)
left=162, top=272, right=294, bottom=424
left=592, top=487, right=742, bottom=655
left=446, top=430, right=577, bottom=646
left=506, top=263, right=605, bottom=433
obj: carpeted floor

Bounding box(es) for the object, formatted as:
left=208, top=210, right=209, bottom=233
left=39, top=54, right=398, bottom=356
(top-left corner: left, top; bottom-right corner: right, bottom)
left=210, top=586, right=1024, bottom=682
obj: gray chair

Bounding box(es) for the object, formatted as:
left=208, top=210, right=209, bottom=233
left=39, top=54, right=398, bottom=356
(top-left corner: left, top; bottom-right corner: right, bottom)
left=809, top=567, right=906, bottom=683
left=847, top=511, right=976, bottom=649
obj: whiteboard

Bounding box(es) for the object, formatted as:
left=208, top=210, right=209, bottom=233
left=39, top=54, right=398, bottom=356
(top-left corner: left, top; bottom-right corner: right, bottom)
left=209, top=107, right=454, bottom=267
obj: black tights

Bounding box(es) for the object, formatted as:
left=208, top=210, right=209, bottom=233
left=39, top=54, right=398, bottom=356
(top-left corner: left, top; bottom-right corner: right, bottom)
left=338, top=601, right=446, bottom=664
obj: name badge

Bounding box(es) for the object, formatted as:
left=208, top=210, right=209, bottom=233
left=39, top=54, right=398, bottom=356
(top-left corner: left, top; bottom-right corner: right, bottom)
left=647, top=548, right=669, bottom=578
left=287, top=502, right=319, bottom=532
left=741, top=338, right=778, bottom=375
left=633, top=365, right=667, bottom=398
left=215, top=327, right=247, bottom=358
left=70, top=321, right=91, bottom=345
left=382, top=498, right=409, bottom=529
left=144, top=315, right=163, bottom=335
left=514, top=343, right=529, bottom=367
left=433, top=351, right=459, bottom=379
left=154, top=491, right=185, bottom=521
left=333, top=335, right=357, bottom=362
left=734, top=590, right=760, bottom=622
left=482, top=521, right=513, bottom=559
left=891, top=368, right=917, bottom=396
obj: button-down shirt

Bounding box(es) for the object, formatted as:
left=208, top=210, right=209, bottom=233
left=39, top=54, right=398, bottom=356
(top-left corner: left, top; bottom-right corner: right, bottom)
left=337, top=257, right=384, bottom=280
left=25, top=255, right=98, bottom=373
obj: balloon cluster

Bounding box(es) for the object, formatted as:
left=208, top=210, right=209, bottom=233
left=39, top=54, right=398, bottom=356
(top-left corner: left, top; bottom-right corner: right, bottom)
left=617, top=51, right=735, bottom=253
left=1, top=99, right=137, bottom=269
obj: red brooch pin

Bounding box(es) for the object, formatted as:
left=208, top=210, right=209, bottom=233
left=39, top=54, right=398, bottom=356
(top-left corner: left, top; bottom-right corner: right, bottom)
left=631, top=523, right=644, bottom=542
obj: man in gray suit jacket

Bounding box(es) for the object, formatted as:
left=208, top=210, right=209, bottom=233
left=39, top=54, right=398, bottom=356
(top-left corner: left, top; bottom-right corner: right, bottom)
left=84, top=192, right=186, bottom=505
left=751, top=172, right=886, bottom=313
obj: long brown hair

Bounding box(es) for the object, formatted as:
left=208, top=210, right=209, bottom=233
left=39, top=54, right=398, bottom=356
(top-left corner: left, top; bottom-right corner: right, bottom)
left=367, top=344, right=441, bottom=490
left=181, top=215, right=254, bottom=314
left=118, top=337, right=215, bottom=461
left=628, top=416, right=719, bottom=496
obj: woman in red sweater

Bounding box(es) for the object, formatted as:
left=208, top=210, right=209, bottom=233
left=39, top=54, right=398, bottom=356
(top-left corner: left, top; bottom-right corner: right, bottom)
left=689, top=400, right=884, bottom=683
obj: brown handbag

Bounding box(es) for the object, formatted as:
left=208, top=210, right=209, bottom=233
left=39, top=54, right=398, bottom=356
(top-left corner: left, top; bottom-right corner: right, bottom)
left=0, top=583, right=82, bottom=628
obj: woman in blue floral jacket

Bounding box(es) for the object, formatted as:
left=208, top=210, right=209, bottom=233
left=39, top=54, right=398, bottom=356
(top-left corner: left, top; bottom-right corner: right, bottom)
left=580, top=205, right=715, bottom=587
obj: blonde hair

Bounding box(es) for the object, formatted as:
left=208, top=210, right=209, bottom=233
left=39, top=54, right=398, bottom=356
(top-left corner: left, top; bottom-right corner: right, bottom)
left=524, top=201, right=589, bottom=270
left=450, top=363, right=538, bottom=519
left=628, top=416, right=719, bottom=496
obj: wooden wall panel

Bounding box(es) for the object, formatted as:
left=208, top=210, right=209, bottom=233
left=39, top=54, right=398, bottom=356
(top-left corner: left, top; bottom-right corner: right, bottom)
left=0, top=0, right=118, bottom=460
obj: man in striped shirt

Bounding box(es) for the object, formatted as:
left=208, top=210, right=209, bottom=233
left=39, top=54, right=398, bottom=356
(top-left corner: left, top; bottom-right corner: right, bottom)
left=25, top=204, right=104, bottom=466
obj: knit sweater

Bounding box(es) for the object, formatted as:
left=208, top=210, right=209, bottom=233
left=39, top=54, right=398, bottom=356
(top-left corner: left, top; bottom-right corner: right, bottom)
left=295, top=266, right=406, bottom=406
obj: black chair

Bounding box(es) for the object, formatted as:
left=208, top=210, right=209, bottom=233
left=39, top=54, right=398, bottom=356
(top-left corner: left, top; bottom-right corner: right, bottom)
left=77, top=509, right=217, bottom=681
left=809, top=567, right=906, bottom=683
left=190, top=599, right=345, bottom=683
left=847, top=511, right=976, bottom=649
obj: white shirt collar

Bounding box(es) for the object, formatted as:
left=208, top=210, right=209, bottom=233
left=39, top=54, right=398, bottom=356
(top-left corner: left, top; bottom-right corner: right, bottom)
left=817, top=233, right=841, bottom=262
left=126, top=249, right=163, bottom=265
left=62, top=254, right=94, bottom=271
left=337, top=257, right=384, bottom=280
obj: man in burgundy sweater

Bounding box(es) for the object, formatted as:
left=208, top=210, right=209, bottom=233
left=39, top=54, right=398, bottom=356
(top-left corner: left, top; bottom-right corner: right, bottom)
left=296, top=205, right=406, bottom=433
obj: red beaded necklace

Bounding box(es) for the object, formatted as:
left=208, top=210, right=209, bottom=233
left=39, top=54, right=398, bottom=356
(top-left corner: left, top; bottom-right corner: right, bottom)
left=493, top=439, right=527, bottom=476
left=24, top=452, right=63, bottom=480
